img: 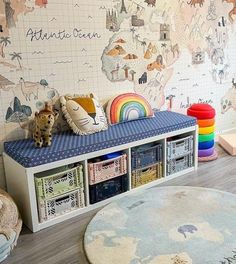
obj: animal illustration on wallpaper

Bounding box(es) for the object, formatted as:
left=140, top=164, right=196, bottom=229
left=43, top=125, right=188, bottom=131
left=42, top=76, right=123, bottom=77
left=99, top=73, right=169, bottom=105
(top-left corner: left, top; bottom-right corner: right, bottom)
left=35, top=0, right=48, bottom=8
left=5, top=97, right=32, bottom=123
left=187, top=0, right=204, bottom=7
left=139, top=72, right=148, bottom=84
left=147, top=55, right=165, bottom=71
left=222, top=0, right=236, bottom=23
left=3, top=0, right=16, bottom=28
left=19, top=78, right=39, bottom=101
left=144, top=0, right=156, bottom=7
left=221, top=79, right=236, bottom=113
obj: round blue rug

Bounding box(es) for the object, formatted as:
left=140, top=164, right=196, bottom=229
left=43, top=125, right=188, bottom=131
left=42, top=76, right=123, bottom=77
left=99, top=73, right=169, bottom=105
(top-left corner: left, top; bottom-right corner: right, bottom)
left=84, top=186, right=236, bottom=264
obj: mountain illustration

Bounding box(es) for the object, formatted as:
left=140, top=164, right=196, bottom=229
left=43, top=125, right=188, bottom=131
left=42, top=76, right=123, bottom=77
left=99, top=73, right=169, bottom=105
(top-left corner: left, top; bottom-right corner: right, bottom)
left=5, top=97, right=32, bottom=123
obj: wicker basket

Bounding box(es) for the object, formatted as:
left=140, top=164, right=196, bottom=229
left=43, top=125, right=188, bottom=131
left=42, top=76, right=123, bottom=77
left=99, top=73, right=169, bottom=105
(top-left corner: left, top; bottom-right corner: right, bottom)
left=167, top=135, right=194, bottom=160
left=88, top=154, right=127, bottom=185
left=132, top=162, right=163, bottom=188
left=167, top=153, right=194, bottom=176
left=35, top=164, right=83, bottom=200
left=131, top=143, right=163, bottom=170
left=38, top=188, right=85, bottom=223
left=89, top=175, right=128, bottom=204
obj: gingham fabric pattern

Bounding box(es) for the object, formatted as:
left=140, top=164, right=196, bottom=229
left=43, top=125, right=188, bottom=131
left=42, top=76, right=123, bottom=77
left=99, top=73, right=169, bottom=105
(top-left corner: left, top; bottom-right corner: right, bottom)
left=4, top=111, right=196, bottom=168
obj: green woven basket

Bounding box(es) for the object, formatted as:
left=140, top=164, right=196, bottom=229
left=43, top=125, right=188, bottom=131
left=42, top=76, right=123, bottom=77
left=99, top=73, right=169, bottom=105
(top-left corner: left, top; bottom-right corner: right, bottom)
left=35, top=164, right=83, bottom=200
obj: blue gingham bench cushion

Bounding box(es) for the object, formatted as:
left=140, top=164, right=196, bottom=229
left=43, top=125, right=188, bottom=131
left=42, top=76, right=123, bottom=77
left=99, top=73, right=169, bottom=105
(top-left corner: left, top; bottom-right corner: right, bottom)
left=4, top=111, right=196, bottom=168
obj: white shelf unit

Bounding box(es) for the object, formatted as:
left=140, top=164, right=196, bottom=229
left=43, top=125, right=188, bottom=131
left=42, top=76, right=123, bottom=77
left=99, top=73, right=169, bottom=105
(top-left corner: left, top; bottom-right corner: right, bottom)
left=3, top=125, right=198, bottom=232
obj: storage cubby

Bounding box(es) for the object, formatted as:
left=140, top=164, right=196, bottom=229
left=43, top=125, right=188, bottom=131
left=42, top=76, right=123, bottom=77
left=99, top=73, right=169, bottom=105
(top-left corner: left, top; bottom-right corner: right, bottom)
left=89, top=174, right=129, bottom=204
left=34, top=163, right=85, bottom=223
left=88, top=152, right=127, bottom=185
left=166, top=133, right=195, bottom=176
left=3, top=125, right=198, bottom=232
left=88, top=152, right=128, bottom=204
left=131, top=141, right=164, bottom=188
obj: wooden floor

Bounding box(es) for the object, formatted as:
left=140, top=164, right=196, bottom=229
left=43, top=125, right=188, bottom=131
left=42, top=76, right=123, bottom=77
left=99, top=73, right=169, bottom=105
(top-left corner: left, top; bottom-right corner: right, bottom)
left=4, top=146, right=236, bottom=264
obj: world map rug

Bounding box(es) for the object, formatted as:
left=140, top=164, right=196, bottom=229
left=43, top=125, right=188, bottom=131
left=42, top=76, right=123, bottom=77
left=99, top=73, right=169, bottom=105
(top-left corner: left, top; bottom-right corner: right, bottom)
left=84, top=186, right=236, bottom=264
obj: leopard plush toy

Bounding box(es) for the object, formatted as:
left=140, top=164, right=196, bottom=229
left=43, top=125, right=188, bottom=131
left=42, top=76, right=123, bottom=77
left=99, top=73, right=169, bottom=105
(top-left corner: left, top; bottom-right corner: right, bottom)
left=33, top=102, right=59, bottom=148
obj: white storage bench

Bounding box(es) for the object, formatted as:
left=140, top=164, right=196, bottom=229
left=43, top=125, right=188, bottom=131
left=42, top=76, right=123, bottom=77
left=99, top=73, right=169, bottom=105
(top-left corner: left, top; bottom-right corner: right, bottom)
left=3, top=111, right=198, bottom=232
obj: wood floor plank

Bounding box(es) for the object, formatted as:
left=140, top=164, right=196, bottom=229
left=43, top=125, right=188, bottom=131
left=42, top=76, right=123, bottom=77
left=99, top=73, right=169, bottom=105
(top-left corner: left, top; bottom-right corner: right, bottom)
left=3, top=145, right=236, bottom=264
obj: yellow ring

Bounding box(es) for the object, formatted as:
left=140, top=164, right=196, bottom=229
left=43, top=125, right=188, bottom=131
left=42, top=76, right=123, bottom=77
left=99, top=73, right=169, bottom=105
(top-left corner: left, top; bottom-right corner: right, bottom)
left=199, top=125, right=215, bottom=135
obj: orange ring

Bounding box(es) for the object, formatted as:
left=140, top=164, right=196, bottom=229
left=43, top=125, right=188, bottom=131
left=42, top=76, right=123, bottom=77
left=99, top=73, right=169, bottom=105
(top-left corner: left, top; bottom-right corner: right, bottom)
left=197, top=118, right=215, bottom=127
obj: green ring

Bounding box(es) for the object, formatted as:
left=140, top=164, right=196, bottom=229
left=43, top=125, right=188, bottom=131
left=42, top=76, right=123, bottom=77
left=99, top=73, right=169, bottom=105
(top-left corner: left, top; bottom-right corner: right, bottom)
left=199, top=133, right=215, bottom=142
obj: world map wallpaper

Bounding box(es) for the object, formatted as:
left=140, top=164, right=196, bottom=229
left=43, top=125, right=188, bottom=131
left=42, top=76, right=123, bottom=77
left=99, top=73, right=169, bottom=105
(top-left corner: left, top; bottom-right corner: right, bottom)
left=0, top=0, right=236, bottom=187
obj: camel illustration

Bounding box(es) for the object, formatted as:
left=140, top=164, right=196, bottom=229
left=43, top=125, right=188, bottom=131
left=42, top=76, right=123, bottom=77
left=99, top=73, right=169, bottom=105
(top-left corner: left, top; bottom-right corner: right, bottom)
left=221, top=79, right=236, bottom=114
left=147, top=55, right=165, bottom=71
left=187, top=0, right=204, bottom=7
left=222, top=0, right=236, bottom=23
left=18, top=78, right=39, bottom=101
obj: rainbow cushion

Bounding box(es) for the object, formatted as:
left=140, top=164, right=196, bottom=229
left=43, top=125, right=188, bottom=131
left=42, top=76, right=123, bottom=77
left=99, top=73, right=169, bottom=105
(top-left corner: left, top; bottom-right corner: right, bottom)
left=199, top=140, right=214, bottom=150
left=199, top=125, right=215, bottom=135
left=106, top=93, right=154, bottom=125
left=199, top=133, right=215, bottom=142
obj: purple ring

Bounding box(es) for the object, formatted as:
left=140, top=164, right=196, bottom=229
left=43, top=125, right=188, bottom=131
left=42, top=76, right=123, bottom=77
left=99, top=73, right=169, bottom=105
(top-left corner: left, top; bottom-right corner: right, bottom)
left=198, top=147, right=214, bottom=157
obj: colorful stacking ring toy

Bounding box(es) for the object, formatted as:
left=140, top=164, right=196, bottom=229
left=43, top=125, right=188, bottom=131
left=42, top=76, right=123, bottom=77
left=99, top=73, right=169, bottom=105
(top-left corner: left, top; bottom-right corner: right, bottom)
left=187, top=105, right=215, bottom=119
left=199, top=140, right=214, bottom=150
left=198, top=149, right=218, bottom=162
left=197, top=118, right=215, bottom=127
left=188, top=103, right=217, bottom=162
left=198, top=146, right=215, bottom=157
left=199, top=125, right=215, bottom=135
left=199, top=133, right=215, bottom=142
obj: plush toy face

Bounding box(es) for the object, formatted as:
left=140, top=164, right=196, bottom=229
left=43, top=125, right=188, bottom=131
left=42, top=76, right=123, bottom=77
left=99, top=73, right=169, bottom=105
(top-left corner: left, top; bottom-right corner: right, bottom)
left=60, top=94, right=108, bottom=135
left=35, top=112, right=58, bottom=129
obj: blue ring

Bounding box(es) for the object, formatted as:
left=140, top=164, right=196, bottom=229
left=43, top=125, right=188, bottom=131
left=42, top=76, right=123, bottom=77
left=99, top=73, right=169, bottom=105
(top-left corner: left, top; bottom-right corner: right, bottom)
left=199, top=140, right=215, bottom=150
